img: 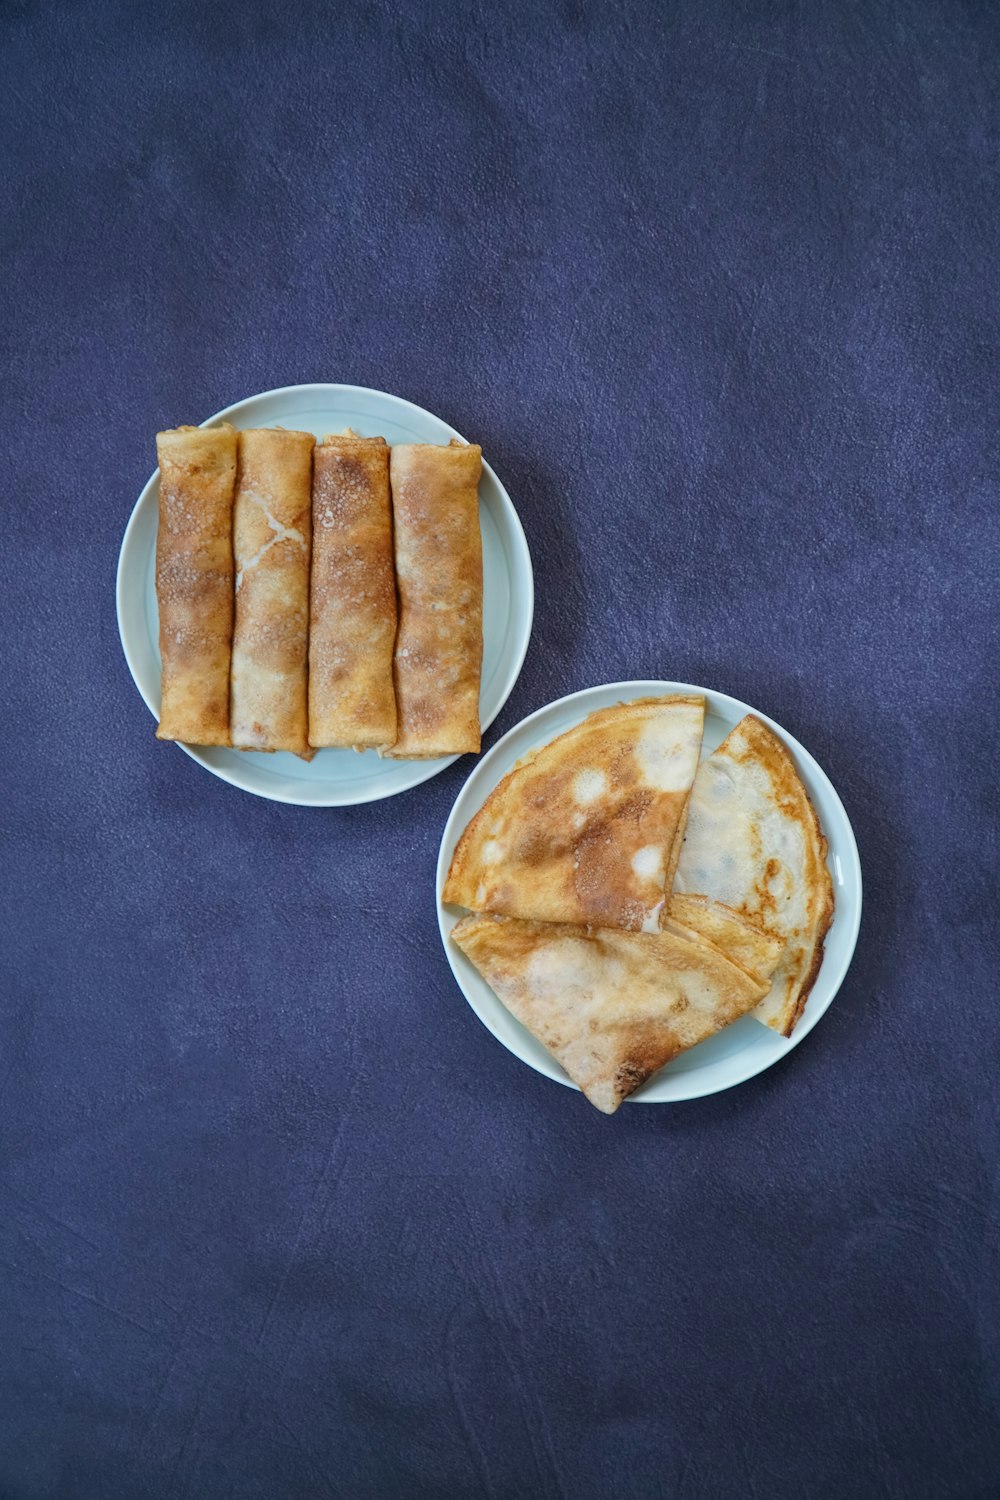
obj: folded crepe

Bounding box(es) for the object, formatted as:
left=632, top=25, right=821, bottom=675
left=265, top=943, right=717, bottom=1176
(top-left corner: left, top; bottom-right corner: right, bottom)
left=451, top=913, right=771, bottom=1114
left=155, top=423, right=237, bottom=746
left=308, top=433, right=397, bottom=750
left=444, top=696, right=705, bottom=930
left=231, top=427, right=315, bottom=756
left=674, top=715, right=834, bottom=1036
left=384, top=438, right=483, bottom=759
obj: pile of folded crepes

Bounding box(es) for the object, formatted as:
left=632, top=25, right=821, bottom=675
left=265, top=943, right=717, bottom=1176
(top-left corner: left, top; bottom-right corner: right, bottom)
left=444, top=697, right=835, bottom=1113
left=154, top=423, right=483, bottom=759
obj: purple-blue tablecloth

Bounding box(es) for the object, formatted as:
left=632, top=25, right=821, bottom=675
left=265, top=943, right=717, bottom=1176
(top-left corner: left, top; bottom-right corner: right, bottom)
left=3, top=2, right=998, bottom=1495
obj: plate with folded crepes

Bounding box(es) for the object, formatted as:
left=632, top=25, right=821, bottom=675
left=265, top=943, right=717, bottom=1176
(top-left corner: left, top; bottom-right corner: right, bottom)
left=116, top=384, right=533, bottom=804
left=436, top=681, right=862, bottom=1111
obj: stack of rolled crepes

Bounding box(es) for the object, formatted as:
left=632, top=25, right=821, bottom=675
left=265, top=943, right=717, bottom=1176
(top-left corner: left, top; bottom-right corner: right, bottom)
left=154, top=423, right=484, bottom=759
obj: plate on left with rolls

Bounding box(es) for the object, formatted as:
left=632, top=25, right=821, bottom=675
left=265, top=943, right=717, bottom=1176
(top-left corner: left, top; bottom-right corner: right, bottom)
left=116, top=384, right=534, bottom=805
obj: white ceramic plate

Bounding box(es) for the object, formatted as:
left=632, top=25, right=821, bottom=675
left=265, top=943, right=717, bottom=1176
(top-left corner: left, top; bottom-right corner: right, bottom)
left=117, top=384, right=533, bottom=805
left=436, top=680, right=862, bottom=1104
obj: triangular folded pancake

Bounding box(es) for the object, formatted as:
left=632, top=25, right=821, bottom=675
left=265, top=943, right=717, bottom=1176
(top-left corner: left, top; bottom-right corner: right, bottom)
left=665, top=894, right=784, bottom=988
left=674, top=715, right=834, bottom=1037
left=451, top=912, right=769, bottom=1113
left=444, top=696, right=705, bottom=930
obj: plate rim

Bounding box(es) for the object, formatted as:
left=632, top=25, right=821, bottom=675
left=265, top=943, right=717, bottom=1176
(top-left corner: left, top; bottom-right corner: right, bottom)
left=116, top=383, right=534, bottom=806
left=435, top=678, right=863, bottom=1104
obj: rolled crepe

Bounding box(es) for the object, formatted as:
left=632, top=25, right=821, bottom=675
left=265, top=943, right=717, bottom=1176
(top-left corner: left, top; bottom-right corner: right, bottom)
left=308, top=434, right=397, bottom=749
left=385, top=439, right=483, bottom=759
left=230, top=428, right=315, bottom=754
left=155, top=423, right=237, bottom=745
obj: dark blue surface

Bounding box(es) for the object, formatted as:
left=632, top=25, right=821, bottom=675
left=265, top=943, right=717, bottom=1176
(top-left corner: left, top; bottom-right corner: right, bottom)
left=2, top=2, right=998, bottom=1496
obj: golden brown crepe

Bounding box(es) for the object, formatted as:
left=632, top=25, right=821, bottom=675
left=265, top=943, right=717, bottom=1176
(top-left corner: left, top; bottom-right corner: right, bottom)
left=384, top=439, right=483, bottom=759
left=230, top=428, right=315, bottom=755
left=665, top=895, right=784, bottom=988
left=444, top=696, right=706, bottom=930
left=452, top=913, right=770, bottom=1114
left=308, top=434, right=397, bottom=750
left=674, top=715, right=834, bottom=1036
left=155, top=423, right=237, bottom=746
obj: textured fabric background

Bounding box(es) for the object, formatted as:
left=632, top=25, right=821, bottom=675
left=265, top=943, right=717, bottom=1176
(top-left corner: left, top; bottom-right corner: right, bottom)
left=2, top=2, right=998, bottom=1496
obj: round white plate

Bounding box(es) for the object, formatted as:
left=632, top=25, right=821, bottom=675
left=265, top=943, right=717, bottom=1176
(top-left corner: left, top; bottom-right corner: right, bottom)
left=436, top=680, right=862, bottom=1104
left=117, top=384, right=534, bottom=805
